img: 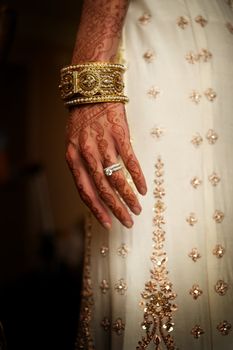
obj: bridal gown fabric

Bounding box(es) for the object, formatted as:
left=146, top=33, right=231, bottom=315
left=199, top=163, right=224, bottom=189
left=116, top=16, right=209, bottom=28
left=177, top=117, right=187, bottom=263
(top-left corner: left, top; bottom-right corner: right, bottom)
left=76, top=1, right=233, bottom=349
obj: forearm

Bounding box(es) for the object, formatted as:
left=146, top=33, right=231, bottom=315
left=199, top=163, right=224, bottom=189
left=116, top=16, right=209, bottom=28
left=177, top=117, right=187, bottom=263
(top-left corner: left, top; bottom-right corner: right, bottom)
left=72, top=0, right=129, bottom=63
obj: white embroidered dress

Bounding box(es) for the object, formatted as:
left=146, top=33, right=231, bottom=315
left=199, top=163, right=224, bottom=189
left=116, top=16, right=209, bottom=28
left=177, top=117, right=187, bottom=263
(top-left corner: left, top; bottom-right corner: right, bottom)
left=76, top=1, right=233, bottom=349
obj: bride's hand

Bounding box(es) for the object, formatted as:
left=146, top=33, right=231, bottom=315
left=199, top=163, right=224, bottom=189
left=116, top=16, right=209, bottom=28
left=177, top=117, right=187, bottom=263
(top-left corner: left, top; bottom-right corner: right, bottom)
left=65, top=102, right=147, bottom=230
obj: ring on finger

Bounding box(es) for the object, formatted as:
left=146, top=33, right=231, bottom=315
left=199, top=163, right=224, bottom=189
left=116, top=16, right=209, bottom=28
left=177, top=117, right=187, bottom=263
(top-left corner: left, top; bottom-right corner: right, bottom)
left=103, top=163, right=123, bottom=177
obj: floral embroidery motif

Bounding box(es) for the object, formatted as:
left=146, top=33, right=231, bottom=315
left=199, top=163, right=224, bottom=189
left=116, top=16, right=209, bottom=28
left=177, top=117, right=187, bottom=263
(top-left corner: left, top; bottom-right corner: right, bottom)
left=191, top=133, right=203, bottom=147
left=226, top=22, right=233, bottom=34
left=185, top=49, right=212, bottom=64
left=213, top=210, right=224, bottom=223
left=75, top=216, right=95, bottom=350
left=143, top=50, right=156, bottom=63
left=115, top=279, right=127, bottom=295
left=215, top=280, right=229, bottom=296
left=208, top=172, right=221, bottom=186
left=191, top=325, right=205, bottom=338
left=151, top=126, right=165, bottom=140
left=189, top=90, right=202, bottom=104
left=188, top=248, right=201, bottom=262
left=138, top=13, right=152, bottom=25
left=100, top=245, right=109, bottom=257
left=204, top=88, right=217, bottom=102
left=101, top=317, right=111, bottom=331
left=206, top=129, right=218, bottom=144
left=195, top=15, right=208, bottom=27
left=185, top=51, right=198, bottom=64
left=112, top=318, right=125, bottom=335
left=186, top=213, right=198, bottom=226
left=100, top=279, right=110, bottom=294
left=190, top=177, right=202, bottom=189
left=137, top=157, right=177, bottom=350
left=213, top=244, right=225, bottom=258
left=147, top=86, right=161, bottom=99
left=189, top=284, right=203, bottom=300
left=199, top=48, right=213, bottom=62
left=117, top=243, right=129, bottom=258
left=177, top=16, right=189, bottom=29
left=217, top=321, right=232, bottom=335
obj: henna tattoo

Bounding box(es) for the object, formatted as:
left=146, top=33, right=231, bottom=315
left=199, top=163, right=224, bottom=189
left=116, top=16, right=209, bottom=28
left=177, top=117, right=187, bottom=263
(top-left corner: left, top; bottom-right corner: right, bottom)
left=72, top=0, right=129, bottom=63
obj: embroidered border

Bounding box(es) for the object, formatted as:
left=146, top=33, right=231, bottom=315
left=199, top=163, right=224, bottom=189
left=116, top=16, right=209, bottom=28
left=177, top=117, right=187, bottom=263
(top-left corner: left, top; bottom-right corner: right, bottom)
left=137, top=157, right=178, bottom=350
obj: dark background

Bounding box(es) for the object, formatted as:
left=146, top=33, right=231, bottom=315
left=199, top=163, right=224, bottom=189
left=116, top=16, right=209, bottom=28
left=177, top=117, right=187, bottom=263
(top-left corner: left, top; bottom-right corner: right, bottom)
left=0, top=1, right=86, bottom=349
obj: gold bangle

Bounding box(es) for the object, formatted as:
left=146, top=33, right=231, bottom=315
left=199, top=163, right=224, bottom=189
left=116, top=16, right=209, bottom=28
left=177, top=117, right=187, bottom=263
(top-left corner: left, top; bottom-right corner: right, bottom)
left=59, top=62, right=129, bottom=106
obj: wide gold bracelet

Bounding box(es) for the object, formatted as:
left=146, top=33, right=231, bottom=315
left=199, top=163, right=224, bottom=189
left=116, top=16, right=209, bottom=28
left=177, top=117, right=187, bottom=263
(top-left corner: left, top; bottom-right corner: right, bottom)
left=59, top=62, right=129, bottom=107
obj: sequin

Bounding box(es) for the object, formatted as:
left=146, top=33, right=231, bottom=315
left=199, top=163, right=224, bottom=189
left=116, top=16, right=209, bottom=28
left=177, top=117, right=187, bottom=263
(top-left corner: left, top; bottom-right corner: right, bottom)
left=226, top=22, right=233, bottom=34
left=217, top=321, right=232, bottom=335
left=213, top=210, right=224, bottom=223
left=213, top=244, right=225, bottom=258
left=188, top=248, right=201, bottom=262
left=100, top=279, right=109, bottom=294
left=151, top=126, right=165, bottom=139
left=190, top=90, right=202, bottom=104
left=143, top=50, right=156, bottom=63
left=191, top=133, right=203, bottom=147
left=191, top=177, right=202, bottom=189
left=204, top=88, right=217, bottom=102
left=101, top=317, right=111, bottom=331
left=100, top=245, right=109, bottom=257
left=195, top=15, right=208, bottom=27
left=177, top=16, right=189, bottom=29
left=115, top=279, right=127, bottom=295
left=138, top=13, right=152, bottom=25
left=112, top=318, right=125, bottom=335
left=215, top=280, right=229, bottom=296
left=206, top=129, right=218, bottom=144
left=147, top=86, right=161, bottom=99
left=186, top=213, right=198, bottom=226
left=208, top=172, right=221, bottom=186
left=191, top=325, right=205, bottom=338
left=189, top=284, right=203, bottom=300
left=117, top=243, right=129, bottom=258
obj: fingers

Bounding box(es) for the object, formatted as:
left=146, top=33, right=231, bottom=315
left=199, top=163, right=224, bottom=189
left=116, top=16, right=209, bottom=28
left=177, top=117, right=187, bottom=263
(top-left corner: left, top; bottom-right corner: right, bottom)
left=66, top=143, right=112, bottom=230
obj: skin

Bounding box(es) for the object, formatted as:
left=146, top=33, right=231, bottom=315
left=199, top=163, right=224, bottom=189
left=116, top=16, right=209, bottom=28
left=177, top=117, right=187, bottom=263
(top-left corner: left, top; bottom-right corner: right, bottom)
left=65, top=0, right=147, bottom=229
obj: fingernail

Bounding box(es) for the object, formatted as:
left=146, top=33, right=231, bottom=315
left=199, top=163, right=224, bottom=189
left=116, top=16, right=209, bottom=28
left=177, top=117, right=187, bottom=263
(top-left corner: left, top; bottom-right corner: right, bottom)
left=133, top=206, right=141, bottom=215
left=141, top=187, right=147, bottom=195
left=103, top=222, right=111, bottom=230
left=125, top=221, right=133, bottom=228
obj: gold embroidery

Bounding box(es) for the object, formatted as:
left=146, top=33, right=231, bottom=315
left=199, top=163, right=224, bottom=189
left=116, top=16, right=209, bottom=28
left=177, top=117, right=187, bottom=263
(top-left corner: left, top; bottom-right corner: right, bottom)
left=226, top=22, right=233, bottom=34
left=191, top=325, right=205, bottom=338
left=195, top=15, right=208, bottom=27
left=177, top=16, right=189, bottom=29
left=208, top=172, right=221, bottom=186
left=100, top=279, right=110, bottom=294
left=213, top=244, right=225, bottom=258
left=213, top=210, right=224, bottom=223
left=147, top=86, right=161, bottom=99
left=215, top=280, right=229, bottom=296
left=115, top=279, right=127, bottom=295
left=75, top=215, right=95, bottom=350
left=206, top=129, right=218, bottom=145
left=217, top=321, right=232, bottom=335
left=100, top=245, right=109, bottom=257
left=112, top=318, right=125, bottom=335
left=204, top=88, right=217, bottom=102
left=138, top=13, right=152, bottom=25
left=191, top=133, right=203, bottom=147
left=117, top=243, right=129, bottom=258
left=186, top=213, right=198, bottom=226
left=151, top=127, right=165, bottom=140
left=143, top=50, right=156, bottom=63
left=190, top=177, right=202, bottom=189
left=137, top=157, right=177, bottom=350
left=190, top=90, right=202, bottom=104
left=189, top=284, right=203, bottom=300
left=188, top=248, right=201, bottom=262
left=101, top=317, right=111, bottom=331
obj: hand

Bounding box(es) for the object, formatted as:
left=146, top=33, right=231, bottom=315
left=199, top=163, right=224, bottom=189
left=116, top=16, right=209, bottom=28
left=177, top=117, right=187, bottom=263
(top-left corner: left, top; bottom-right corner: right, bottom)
left=65, top=102, right=147, bottom=229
